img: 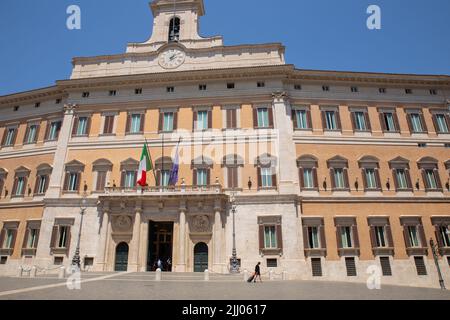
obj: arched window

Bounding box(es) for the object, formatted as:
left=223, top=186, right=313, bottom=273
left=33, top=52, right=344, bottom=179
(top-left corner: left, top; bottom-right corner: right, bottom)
left=388, top=157, right=413, bottom=191
left=417, top=157, right=443, bottom=192
left=92, top=159, right=113, bottom=192
left=222, top=155, right=244, bottom=190
left=358, top=156, right=381, bottom=191
left=155, top=157, right=174, bottom=187
left=327, top=156, right=350, bottom=191
left=255, top=154, right=278, bottom=190
left=297, top=155, right=319, bottom=191
left=191, top=156, right=213, bottom=187
left=168, top=17, right=180, bottom=42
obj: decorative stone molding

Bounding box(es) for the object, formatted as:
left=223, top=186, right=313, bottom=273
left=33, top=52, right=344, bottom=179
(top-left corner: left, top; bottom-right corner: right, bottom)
left=191, top=215, right=210, bottom=233
left=63, top=104, right=77, bottom=114
left=272, top=91, right=289, bottom=102
left=112, top=215, right=133, bottom=233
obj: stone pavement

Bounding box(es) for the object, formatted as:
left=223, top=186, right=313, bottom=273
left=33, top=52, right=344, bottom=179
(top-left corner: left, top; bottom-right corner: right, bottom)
left=0, top=272, right=449, bottom=300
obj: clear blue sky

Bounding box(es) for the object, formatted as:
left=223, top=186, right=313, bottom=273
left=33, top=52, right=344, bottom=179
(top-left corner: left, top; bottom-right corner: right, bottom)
left=1, top=0, right=450, bottom=96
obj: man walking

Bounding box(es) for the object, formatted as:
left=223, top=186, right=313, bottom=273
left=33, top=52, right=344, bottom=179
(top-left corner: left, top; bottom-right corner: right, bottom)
left=254, top=262, right=262, bottom=283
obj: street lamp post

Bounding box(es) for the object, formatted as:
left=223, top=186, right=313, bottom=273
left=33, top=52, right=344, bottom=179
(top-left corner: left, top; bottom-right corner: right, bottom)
left=429, top=238, right=446, bottom=290
left=72, top=193, right=88, bottom=269
left=229, top=192, right=239, bottom=273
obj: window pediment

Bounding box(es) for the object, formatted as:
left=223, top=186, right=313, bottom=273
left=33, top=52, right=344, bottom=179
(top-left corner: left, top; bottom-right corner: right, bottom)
left=36, top=164, right=53, bottom=175
left=358, top=156, right=380, bottom=169
left=155, top=157, right=174, bottom=170
left=65, top=160, right=85, bottom=172
left=120, top=158, right=139, bottom=171
left=93, top=159, right=113, bottom=172
left=327, top=156, right=348, bottom=168
left=297, top=155, right=318, bottom=168
left=417, top=157, right=439, bottom=170
left=222, top=154, right=244, bottom=167
left=191, top=156, right=213, bottom=168
left=255, top=153, right=277, bottom=168
left=388, top=157, right=410, bottom=170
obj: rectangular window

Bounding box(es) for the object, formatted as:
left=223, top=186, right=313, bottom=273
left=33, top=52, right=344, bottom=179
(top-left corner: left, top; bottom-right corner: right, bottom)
left=435, top=114, right=449, bottom=133
left=266, top=259, right=278, bottom=268
left=54, top=257, right=64, bottom=265
left=430, top=89, right=437, bottom=95
left=380, top=257, right=392, bottom=276
left=322, top=85, right=329, bottom=92
left=199, top=84, right=207, bottom=91
left=15, top=177, right=25, bottom=196
left=0, top=257, right=7, bottom=264
left=261, top=167, right=273, bottom=188
left=196, top=111, right=209, bottom=131
left=109, top=90, right=117, bottom=96
left=56, top=98, right=61, bottom=104
left=395, top=169, right=409, bottom=190
left=27, top=229, right=39, bottom=249
left=82, top=92, right=90, bottom=98
left=294, top=84, right=302, bottom=90
left=354, top=112, right=367, bottom=131
left=96, top=171, right=107, bottom=191
left=257, top=82, right=265, bottom=88
left=264, top=226, right=277, bottom=249
left=130, top=114, right=142, bottom=133
left=57, top=226, right=69, bottom=248
left=257, top=108, right=270, bottom=128
left=414, top=256, right=427, bottom=276
left=196, top=169, right=208, bottom=186
left=227, top=167, right=238, bottom=189
left=37, top=175, right=47, bottom=194
left=160, top=170, right=170, bottom=187
left=166, top=87, right=174, bottom=93
left=103, top=115, right=115, bottom=134
left=345, top=257, right=357, bottom=276
left=48, top=121, right=62, bottom=140
left=439, top=226, right=450, bottom=247
left=375, top=226, right=387, bottom=247
left=410, top=113, right=424, bottom=133
left=303, top=169, right=314, bottom=189
left=68, top=173, right=78, bottom=192
left=311, top=258, right=322, bottom=277
left=341, top=226, right=353, bottom=248
left=383, top=113, right=397, bottom=132
left=365, top=169, right=377, bottom=189
left=4, top=230, right=14, bottom=249
left=25, top=125, right=38, bottom=144
left=226, top=109, right=237, bottom=129
left=333, top=169, right=345, bottom=189
left=125, top=171, right=136, bottom=188
left=163, top=112, right=174, bottom=132
left=325, top=111, right=337, bottom=130
left=351, top=87, right=358, bottom=93
left=379, top=88, right=386, bottom=94
left=424, top=169, right=438, bottom=190
left=408, top=226, right=421, bottom=247
left=4, top=128, right=16, bottom=146
left=295, top=110, right=309, bottom=129
left=308, top=227, right=320, bottom=249
left=227, top=83, right=235, bottom=89
left=135, top=88, right=142, bottom=95
left=76, top=117, right=88, bottom=136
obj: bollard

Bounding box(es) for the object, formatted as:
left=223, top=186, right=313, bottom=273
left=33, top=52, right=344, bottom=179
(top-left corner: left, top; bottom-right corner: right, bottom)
left=282, top=271, right=288, bottom=281
left=269, top=269, right=274, bottom=281
left=155, top=268, right=162, bottom=281
left=58, top=266, right=66, bottom=279
left=17, top=266, right=23, bottom=278
left=30, top=266, right=37, bottom=278
left=243, top=269, right=248, bottom=282
left=204, top=269, right=209, bottom=281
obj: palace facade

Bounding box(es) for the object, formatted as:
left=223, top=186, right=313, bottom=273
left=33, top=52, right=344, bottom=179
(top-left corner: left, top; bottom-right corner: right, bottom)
left=0, top=0, right=449, bottom=288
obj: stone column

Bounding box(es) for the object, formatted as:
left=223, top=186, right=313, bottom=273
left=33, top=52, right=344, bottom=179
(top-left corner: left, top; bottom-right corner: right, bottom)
left=272, top=92, right=299, bottom=194
left=128, top=202, right=142, bottom=272
left=176, top=200, right=187, bottom=272
left=95, top=204, right=110, bottom=271
left=47, top=104, right=77, bottom=198
left=213, top=198, right=224, bottom=273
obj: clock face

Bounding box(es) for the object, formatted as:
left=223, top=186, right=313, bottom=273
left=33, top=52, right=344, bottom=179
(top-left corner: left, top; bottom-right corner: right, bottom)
left=158, top=48, right=186, bottom=69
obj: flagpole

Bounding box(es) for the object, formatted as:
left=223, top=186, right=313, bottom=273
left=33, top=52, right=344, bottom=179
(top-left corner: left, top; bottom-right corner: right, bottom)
left=144, top=137, right=157, bottom=184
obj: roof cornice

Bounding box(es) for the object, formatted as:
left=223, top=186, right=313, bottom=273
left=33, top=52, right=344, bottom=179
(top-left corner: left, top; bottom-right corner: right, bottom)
left=0, top=86, right=64, bottom=106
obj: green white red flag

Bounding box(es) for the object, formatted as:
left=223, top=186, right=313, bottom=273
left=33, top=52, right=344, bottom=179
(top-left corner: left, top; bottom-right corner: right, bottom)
left=137, top=142, right=153, bottom=187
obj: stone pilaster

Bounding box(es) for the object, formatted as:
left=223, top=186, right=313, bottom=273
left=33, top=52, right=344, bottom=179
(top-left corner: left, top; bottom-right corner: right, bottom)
left=176, top=200, right=187, bottom=272
left=46, top=104, right=77, bottom=198
left=213, top=198, right=224, bottom=272
left=95, top=204, right=110, bottom=271
left=128, top=202, right=142, bottom=272
left=272, top=92, right=299, bottom=194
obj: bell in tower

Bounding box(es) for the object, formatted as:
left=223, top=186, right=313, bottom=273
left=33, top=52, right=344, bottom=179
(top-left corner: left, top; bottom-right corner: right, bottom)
left=168, top=17, right=180, bottom=42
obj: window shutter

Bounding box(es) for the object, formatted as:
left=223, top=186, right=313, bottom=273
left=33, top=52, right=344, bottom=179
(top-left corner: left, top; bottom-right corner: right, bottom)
left=173, top=112, right=178, bottom=130
left=393, top=112, right=400, bottom=132
left=361, top=169, right=368, bottom=190
left=306, top=110, right=312, bottom=129
left=379, top=113, right=387, bottom=132
left=418, top=224, right=427, bottom=248
left=330, top=169, right=336, bottom=189
left=226, top=109, right=232, bottom=129
left=319, top=225, right=327, bottom=250
left=192, top=169, right=197, bottom=186
left=22, top=177, right=28, bottom=196
left=120, top=171, right=126, bottom=188
left=434, top=225, right=444, bottom=248
left=352, top=225, right=360, bottom=248
left=208, top=110, right=212, bottom=129
left=11, top=128, right=17, bottom=145
left=343, top=168, right=350, bottom=189
left=369, top=226, right=377, bottom=248
left=125, top=114, right=131, bottom=133
left=43, top=175, right=49, bottom=194
left=156, top=171, right=161, bottom=187
left=206, top=169, right=211, bottom=186
left=406, top=114, right=413, bottom=133
left=445, top=114, right=450, bottom=130
left=385, top=225, right=394, bottom=248
left=299, top=168, right=305, bottom=190
left=350, top=112, right=356, bottom=131
left=193, top=111, right=197, bottom=131
left=268, top=108, right=274, bottom=128
left=44, top=121, right=51, bottom=140
left=75, top=173, right=81, bottom=192
left=23, top=126, right=30, bottom=144
left=375, top=169, right=381, bottom=191
left=302, top=226, right=309, bottom=249
left=272, top=172, right=277, bottom=188
left=276, top=224, right=283, bottom=250
left=421, top=169, right=428, bottom=190
left=405, top=169, right=413, bottom=190
left=22, top=228, right=30, bottom=249
left=65, top=226, right=71, bottom=253
left=364, top=112, right=372, bottom=131
left=12, top=178, right=18, bottom=196
left=335, top=111, right=342, bottom=130
left=139, top=114, right=145, bottom=132
left=253, top=108, right=258, bottom=128
left=1, top=130, right=7, bottom=146
left=96, top=172, right=106, bottom=191
left=403, top=226, right=411, bottom=248
left=133, top=171, right=137, bottom=186
left=103, top=116, right=110, bottom=134
left=34, top=229, right=40, bottom=249
left=158, top=113, right=163, bottom=132
left=313, top=168, right=318, bottom=189
left=10, top=229, right=17, bottom=251
left=259, top=225, right=265, bottom=251
left=50, top=226, right=58, bottom=249
left=292, top=110, right=298, bottom=129
left=86, top=117, right=92, bottom=136
left=431, top=114, right=440, bottom=133
left=321, top=111, right=327, bottom=130
left=72, top=116, right=79, bottom=136
left=232, top=108, right=237, bottom=129
left=0, top=229, right=5, bottom=248
left=335, top=226, right=343, bottom=249
left=257, top=168, right=262, bottom=188
left=33, top=176, right=40, bottom=195
left=63, top=172, right=70, bottom=191
left=434, top=169, right=443, bottom=190
left=419, top=114, right=428, bottom=133
left=227, top=167, right=232, bottom=189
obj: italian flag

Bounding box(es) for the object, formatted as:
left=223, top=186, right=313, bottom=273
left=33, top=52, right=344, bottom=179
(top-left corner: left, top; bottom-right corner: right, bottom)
left=137, top=142, right=153, bottom=187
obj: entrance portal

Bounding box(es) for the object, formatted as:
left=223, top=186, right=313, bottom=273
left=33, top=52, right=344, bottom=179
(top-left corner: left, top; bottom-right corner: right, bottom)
left=147, top=221, right=174, bottom=271
left=194, top=242, right=208, bottom=272
left=115, top=242, right=129, bottom=272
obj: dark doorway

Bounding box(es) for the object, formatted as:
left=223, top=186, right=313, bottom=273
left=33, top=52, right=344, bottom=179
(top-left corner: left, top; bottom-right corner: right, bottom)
left=194, top=242, right=208, bottom=273
left=115, top=242, right=129, bottom=272
left=147, top=221, right=174, bottom=272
